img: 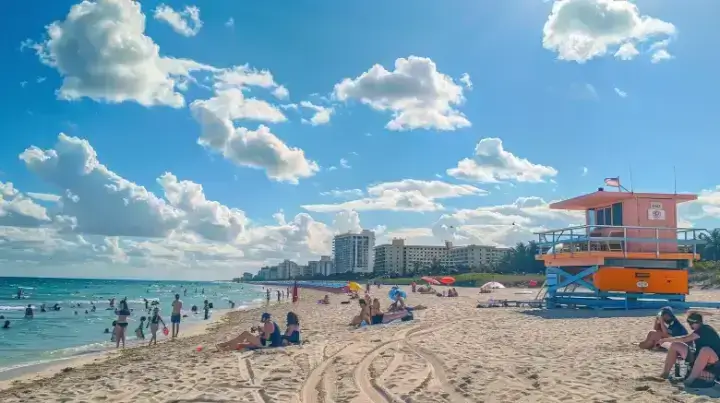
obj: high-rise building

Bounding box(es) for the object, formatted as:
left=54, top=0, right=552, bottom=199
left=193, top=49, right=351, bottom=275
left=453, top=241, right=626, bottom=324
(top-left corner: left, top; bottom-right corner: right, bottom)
left=308, top=255, right=335, bottom=276
left=333, top=230, right=375, bottom=274
left=373, top=239, right=510, bottom=275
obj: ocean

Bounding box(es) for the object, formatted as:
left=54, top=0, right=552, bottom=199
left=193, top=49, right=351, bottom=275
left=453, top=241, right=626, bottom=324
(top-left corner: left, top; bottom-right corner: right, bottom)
left=0, top=277, right=267, bottom=374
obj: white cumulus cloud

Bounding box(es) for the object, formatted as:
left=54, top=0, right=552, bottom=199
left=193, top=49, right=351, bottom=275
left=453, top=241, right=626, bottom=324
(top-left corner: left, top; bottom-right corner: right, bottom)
left=334, top=56, right=470, bottom=131
left=154, top=4, right=203, bottom=37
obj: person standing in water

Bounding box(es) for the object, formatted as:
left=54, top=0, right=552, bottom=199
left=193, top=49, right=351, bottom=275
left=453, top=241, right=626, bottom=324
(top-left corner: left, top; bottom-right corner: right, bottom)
left=114, top=299, right=131, bottom=348
left=266, top=289, right=271, bottom=303
left=203, top=300, right=210, bottom=320
left=171, top=293, right=182, bottom=339
left=24, top=304, right=33, bottom=318
left=147, top=307, right=166, bottom=345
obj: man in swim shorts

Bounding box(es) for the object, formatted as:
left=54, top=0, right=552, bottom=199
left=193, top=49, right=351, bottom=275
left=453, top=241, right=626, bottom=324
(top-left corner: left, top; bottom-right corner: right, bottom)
left=171, top=293, right=183, bottom=339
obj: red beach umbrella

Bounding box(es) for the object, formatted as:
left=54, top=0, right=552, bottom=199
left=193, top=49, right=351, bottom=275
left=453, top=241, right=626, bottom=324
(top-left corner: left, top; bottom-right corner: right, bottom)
left=420, top=276, right=441, bottom=285
left=292, top=280, right=299, bottom=303
left=439, top=276, right=455, bottom=285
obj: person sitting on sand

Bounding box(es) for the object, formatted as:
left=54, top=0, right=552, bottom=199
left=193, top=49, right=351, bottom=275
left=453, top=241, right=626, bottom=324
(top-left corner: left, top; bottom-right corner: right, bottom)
left=370, top=298, right=384, bottom=325
left=638, top=307, right=687, bottom=350
left=282, top=312, right=301, bottom=345
left=216, top=312, right=282, bottom=351
left=657, top=311, right=720, bottom=387
left=318, top=295, right=330, bottom=304
left=350, top=299, right=372, bottom=327
left=388, top=294, right=407, bottom=312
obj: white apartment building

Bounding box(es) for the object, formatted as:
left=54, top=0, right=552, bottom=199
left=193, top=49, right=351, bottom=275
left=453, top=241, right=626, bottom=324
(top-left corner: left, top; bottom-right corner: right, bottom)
left=313, top=256, right=335, bottom=276
left=373, top=239, right=510, bottom=275
left=373, top=239, right=452, bottom=275
left=333, top=230, right=375, bottom=274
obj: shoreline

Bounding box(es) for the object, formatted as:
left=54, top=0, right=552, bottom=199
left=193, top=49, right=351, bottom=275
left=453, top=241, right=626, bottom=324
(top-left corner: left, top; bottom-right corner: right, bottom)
left=0, top=298, right=289, bottom=391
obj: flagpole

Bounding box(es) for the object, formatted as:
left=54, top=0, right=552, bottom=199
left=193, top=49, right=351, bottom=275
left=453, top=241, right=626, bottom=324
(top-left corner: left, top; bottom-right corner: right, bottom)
left=673, top=166, right=677, bottom=194
left=629, top=166, right=634, bottom=193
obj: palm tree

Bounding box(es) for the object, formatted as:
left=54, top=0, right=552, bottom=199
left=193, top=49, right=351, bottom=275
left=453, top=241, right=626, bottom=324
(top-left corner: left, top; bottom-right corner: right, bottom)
left=700, top=229, right=720, bottom=261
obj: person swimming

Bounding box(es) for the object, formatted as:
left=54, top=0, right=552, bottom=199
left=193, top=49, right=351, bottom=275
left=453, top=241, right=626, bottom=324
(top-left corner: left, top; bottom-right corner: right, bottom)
left=24, top=304, right=33, bottom=319
left=2, top=320, right=10, bottom=329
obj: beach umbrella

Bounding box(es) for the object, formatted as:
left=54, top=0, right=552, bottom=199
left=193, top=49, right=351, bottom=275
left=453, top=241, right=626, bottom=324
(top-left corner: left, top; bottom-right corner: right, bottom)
left=439, top=276, right=455, bottom=285
left=481, top=281, right=505, bottom=289
left=292, top=280, right=299, bottom=303
left=420, top=276, right=441, bottom=285
left=388, top=288, right=407, bottom=301
left=347, top=281, right=362, bottom=292
left=528, top=280, right=538, bottom=287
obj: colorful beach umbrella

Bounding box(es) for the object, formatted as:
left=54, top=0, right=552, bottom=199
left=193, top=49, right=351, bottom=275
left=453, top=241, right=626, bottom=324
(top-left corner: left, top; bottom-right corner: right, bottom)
left=439, top=276, right=455, bottom=285
left=420, top=276, right=440, bottom=285
left=347, top=281, right=362, bottom=292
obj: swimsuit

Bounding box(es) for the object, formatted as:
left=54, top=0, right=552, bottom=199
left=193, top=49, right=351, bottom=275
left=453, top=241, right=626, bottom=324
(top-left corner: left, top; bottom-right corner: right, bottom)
left=260, top=322, right=283, bottom=347
left=171, top=313, right=181, bottom=323
left=283, top=330, right=301, bottom=344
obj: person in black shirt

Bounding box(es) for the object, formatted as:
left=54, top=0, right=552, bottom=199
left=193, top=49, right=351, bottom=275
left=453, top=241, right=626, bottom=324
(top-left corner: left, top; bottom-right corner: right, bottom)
left=658, top=311, right=720, bottom=386
left=639, top=307, right=688, bottom=349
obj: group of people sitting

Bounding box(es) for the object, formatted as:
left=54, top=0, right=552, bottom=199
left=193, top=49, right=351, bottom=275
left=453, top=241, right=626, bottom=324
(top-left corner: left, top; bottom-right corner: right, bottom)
left=350, top=291, right=426, bottom=328
left=216, top=312, right=301, bottom=351
left=438, top=288, right=459, bottom=297
left=639, top=307, right=720, bottom=388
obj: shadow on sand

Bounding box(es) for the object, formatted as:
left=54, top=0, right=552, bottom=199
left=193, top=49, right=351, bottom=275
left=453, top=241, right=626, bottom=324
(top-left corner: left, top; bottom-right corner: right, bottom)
left=518, top=308, right=688, bottom=320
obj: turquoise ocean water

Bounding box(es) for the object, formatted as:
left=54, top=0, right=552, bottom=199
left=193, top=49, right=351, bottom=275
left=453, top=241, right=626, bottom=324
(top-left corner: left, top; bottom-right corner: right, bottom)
left=0, top=277, right=266, bottom=373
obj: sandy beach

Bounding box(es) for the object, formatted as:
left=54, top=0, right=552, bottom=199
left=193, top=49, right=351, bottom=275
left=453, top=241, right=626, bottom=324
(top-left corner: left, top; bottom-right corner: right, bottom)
left=2, top=286, right=720, bottom=402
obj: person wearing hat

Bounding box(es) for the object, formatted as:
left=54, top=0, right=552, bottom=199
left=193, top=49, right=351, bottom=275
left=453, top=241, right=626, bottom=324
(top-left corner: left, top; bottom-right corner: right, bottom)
left=216, top=312, right=282, bottom=351
left=638, top=307, right=688, bottom=349
left=657, top=311, right=720, bottom=387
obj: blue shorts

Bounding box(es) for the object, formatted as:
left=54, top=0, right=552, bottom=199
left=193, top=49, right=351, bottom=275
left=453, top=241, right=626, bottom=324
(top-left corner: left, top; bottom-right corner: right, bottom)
left=171, top=314, right=181, bottom=324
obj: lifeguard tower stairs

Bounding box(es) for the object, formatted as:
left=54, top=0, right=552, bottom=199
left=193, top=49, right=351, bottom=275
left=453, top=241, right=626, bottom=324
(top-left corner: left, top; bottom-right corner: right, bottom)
left=535, top=188, right=720, bottom=310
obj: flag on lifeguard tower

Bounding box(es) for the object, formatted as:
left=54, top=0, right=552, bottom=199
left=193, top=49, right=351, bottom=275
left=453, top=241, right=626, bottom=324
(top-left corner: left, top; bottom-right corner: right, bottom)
left=604, top=177, right=621, bottom=188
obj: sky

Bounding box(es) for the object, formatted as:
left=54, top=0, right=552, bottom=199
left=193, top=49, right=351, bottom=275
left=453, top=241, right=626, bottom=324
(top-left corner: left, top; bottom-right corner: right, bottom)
left=1, top=0, right=720, bottom=280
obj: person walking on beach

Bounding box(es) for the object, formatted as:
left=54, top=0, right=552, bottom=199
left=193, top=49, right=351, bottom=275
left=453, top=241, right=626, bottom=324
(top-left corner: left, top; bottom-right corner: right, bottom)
left=171, top=293, right=182, bottom=339
left=115, top=299, right=131, bottom=348
left=277, top=290, right=281, bottom=302
left=203, top=300, right=210, bottom=320
left=266, top=289, right=271, bottom=303
left=147, top=307, right=166, bottom=345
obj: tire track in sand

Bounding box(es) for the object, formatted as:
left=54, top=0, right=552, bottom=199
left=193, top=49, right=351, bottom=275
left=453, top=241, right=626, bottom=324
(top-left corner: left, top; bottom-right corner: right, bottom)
left=406, top=343, right=467, bottom=403
left=300, top=341, right=356, bottom=403
left=353, top=325, right=439, bottom=403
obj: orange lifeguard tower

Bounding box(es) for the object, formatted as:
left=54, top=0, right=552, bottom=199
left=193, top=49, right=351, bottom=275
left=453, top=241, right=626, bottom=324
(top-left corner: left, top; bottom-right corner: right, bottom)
left=535, top=186, right=717, bottom=309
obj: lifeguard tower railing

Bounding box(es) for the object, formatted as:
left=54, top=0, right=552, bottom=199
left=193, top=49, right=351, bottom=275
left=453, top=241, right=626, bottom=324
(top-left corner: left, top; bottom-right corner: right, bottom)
left=535, top=225, right=706, bottom=257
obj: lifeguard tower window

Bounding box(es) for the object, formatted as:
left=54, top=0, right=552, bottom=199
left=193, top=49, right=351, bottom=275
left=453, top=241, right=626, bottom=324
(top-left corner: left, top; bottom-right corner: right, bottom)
left=589, top=203, right=623, bottom=226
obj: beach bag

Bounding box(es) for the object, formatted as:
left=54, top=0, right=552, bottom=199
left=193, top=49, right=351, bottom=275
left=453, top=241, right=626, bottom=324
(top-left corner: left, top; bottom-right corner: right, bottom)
left=162, top=327, right=169, bottom=336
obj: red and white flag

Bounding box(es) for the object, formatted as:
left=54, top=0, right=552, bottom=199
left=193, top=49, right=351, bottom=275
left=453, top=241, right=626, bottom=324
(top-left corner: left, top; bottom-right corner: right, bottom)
left=604, top=177, right=620, bottom=187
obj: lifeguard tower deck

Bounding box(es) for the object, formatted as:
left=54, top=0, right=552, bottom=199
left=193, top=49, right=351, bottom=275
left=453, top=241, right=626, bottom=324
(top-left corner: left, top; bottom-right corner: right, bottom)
left=535, top=189, right=720, bottom=310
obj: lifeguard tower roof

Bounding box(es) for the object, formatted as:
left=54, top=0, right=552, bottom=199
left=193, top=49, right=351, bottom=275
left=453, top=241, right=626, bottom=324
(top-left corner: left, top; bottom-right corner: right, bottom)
left=549, top=191, right=697, bottom=211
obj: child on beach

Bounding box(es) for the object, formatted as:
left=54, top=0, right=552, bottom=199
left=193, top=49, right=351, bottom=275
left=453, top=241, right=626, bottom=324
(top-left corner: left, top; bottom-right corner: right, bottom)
left=135, top=316, right=146, bottom=340
left=147, top=307, right=166, bottom=345
left=110, top=321, right=117, bottom=342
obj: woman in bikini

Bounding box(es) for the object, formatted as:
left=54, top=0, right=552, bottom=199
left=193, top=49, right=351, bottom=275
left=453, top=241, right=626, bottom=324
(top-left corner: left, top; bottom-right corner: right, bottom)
left=350, top=299, right=372, bottom=327
left=370, top=298, right=384, bottom=325
left=147, top=307, right=167, bottom=346
left=114, top=299, right=131, bottom=348
left=282, top=312, right=301, bottom=345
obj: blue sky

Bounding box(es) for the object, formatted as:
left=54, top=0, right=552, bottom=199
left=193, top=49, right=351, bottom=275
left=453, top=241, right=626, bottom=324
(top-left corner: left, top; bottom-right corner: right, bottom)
left=1, top=0, right=720, bottom=280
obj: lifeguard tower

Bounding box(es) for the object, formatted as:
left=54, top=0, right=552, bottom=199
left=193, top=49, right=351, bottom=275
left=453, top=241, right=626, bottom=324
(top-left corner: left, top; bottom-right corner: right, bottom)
left=535, top=186, right=720, bottom=310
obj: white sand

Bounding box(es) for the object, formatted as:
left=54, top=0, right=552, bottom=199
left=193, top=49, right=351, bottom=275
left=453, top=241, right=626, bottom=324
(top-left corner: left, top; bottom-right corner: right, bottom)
left=2, top=286, right=720, bottom=402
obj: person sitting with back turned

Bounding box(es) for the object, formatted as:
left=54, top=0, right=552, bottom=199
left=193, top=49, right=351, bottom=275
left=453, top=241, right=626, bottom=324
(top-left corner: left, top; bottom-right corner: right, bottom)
left=282, top=312, right=301, bottom=345
left=657, top=311, right=720, bottom=387
left=639, top=307, right=687, bottom=350
left=350, top=299, right=371, bottom=327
